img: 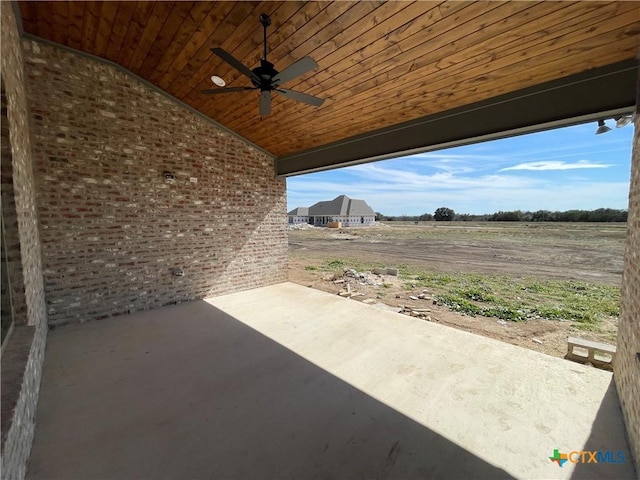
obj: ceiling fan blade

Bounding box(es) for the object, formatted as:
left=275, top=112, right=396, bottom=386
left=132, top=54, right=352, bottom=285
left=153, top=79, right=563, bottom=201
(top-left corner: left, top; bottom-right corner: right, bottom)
left=276, top=88, right=324, bottom=107
left=210, top=48, right=260, bottom=83
left=259, top=91, right=271, bottom=116
left=272, top=56, right=318, bottom=85
left=201, top=87, right=257, bottom=94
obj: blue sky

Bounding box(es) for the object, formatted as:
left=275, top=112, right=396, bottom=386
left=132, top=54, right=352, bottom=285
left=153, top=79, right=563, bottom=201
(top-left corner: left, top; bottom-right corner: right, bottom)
left=287, top=121, right=634, bottom=216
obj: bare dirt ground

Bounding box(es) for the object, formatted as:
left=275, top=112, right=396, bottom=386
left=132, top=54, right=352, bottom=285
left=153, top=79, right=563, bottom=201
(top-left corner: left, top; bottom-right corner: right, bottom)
left=288, top=222, right=626, bottom=361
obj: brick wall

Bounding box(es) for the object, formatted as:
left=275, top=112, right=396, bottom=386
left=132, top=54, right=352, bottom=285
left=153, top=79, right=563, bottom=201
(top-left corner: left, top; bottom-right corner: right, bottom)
left=22, top=39, right=288, bottom=326
left=2, top=83, right=27, bottom=327
left=615, top=76, right=640, bottom=475
left=0, top=3, right=48, bottom=480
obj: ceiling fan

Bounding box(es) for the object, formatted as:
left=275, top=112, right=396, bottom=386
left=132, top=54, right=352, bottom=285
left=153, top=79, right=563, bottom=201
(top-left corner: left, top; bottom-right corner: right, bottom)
left=202, top=14, right=324, bottom=116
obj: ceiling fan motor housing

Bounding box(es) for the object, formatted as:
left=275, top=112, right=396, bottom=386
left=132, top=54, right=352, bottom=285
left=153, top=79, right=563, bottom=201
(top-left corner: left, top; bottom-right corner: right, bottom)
left=252, top=60, right=278, bottom=90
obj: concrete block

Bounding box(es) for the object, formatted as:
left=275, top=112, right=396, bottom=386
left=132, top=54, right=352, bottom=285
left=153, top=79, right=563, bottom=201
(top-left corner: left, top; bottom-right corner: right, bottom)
left=566, top=336, right=616, bottom=369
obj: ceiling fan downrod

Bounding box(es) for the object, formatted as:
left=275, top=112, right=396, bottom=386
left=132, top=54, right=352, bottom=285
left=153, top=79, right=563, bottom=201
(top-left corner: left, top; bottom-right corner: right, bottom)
left=260, top=14, right=271, bottom=62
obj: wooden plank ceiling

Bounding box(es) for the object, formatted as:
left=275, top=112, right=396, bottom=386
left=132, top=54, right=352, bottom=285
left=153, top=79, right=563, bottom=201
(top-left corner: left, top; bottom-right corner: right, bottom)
left=18, top=1, right=640, bottom=158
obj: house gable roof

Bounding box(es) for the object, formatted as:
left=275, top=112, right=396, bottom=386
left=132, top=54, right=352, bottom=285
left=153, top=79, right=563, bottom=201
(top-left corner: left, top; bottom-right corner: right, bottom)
left=287, top=207, right=309, bottom=216
left=308, top=195, right=374, bottom=217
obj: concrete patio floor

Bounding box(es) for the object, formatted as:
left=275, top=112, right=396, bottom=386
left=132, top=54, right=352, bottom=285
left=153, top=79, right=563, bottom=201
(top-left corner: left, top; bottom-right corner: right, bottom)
left=27, top=282, right=634, bottom=479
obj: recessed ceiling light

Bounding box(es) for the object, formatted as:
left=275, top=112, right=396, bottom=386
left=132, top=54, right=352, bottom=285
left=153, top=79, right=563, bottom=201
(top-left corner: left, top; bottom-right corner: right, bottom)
left=210, top=75, right=226, bottom=87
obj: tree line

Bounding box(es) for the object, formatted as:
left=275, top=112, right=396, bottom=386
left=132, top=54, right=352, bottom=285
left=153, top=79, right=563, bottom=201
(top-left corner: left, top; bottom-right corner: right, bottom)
left=375, top=207, right=627, bottom=223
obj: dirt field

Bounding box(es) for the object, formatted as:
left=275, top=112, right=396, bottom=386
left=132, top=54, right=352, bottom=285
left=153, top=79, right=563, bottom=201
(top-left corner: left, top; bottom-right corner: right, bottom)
left=288, top=222, right=626, bottom=361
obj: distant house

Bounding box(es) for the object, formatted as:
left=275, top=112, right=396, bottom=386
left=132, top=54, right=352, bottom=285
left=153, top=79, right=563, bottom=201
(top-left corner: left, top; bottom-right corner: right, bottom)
left=287, top=207, right=309, bottom=225
left=288, top=195, right=376, bottom=227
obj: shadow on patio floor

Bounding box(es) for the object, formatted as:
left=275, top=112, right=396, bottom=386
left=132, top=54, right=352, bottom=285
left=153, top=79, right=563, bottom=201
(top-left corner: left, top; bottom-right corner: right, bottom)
left=570, top=379, right=637, bottom=480
left=28, top=299, right=513, bottom=479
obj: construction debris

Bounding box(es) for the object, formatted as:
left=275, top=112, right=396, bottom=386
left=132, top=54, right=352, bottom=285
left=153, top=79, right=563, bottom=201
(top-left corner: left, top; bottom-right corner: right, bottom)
left=338, top=289, right=366, bottom=298
left=399, top=305, right=434, bottom=321
left=341, top=267, right=392, bottom=287
left=322, top=264, right=440, bottom=320
left=371, top=267, right=398, bottom=276
left=337, top=279, right=368, bottom=299
left=287, top=223, right=316, bottom=230
left=322, top=264, right=405, bottom=302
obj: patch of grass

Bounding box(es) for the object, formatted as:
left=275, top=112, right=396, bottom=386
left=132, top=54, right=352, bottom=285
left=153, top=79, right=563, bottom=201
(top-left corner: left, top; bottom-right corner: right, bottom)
left=399, top=265, right=455, bottom=285
left=325, top=259, right=347, bottom=269
left=382, top=283, right=392, bottom=288
left=315, top=257, right=619, bottom=329
left=456, top=285, right=497, bottom=303
left=304, top=265, right=318, bottom=271
left=429, top=274, right=619, bottom=327
left=320, top=258, right=385, bottom=272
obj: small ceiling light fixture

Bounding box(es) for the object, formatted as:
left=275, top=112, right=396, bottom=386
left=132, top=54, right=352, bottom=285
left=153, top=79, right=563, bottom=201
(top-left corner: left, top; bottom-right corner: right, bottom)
left=210, top=75, right=226, bottom=87
left=615, top=115, right=633, bottom=128
left=595, top=119, right=611, bottom=135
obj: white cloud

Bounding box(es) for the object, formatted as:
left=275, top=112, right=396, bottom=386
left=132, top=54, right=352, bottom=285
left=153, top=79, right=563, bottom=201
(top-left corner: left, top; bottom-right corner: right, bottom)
left=290, top=164, right=536, bottom=195
left=499, top=160, right=612, bottom=172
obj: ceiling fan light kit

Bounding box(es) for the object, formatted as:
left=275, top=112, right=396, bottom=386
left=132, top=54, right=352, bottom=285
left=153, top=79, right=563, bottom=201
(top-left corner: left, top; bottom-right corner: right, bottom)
left=210, top=75, right=225, bottom=87
left=202, top=14, right=324, bottom=116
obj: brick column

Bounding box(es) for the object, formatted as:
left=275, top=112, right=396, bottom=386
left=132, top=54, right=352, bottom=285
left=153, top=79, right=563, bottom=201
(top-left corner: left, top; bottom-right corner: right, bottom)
left=614, top=62, right=640, bottom=476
